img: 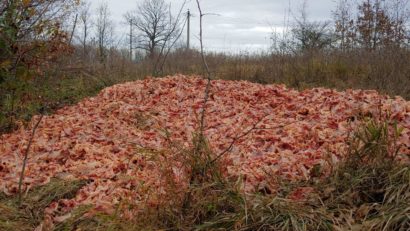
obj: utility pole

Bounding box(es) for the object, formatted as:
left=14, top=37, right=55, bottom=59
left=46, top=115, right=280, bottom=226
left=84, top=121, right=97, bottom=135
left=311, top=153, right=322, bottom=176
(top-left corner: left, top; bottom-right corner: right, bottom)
left=129, top=19, right=133, bottom=61
left=187, top=9, right=190, bottom=50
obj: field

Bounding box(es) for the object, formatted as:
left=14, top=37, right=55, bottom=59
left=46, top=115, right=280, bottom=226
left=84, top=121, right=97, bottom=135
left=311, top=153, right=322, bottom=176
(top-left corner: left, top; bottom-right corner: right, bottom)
left=1, top=75, right=410, bottom=230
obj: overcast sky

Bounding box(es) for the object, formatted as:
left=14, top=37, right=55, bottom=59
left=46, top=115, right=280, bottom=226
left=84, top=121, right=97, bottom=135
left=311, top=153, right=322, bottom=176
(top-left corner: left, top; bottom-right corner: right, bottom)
left=89, top=0, right=336, bottom=52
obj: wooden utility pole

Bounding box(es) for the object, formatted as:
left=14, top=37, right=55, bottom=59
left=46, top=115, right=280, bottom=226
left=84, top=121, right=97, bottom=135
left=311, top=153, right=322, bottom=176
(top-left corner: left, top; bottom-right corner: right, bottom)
left=129, top=19, right=133, bottom=61
left=187, top=9, right=190, bottom=49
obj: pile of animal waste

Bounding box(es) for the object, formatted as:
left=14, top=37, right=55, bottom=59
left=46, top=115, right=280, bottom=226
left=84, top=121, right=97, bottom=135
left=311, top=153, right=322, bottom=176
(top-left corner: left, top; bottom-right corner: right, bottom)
left=1, top=75, right=409, bottom=227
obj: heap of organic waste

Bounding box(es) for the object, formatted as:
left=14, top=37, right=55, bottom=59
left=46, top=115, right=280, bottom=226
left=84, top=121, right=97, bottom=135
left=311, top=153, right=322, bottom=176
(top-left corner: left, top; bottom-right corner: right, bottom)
left=1, top=75, right=409, bottom=225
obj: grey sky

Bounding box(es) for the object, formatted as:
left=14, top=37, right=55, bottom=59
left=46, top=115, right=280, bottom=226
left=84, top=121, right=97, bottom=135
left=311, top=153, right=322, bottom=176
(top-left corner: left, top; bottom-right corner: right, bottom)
left=90, top=0, right=336, bottom=52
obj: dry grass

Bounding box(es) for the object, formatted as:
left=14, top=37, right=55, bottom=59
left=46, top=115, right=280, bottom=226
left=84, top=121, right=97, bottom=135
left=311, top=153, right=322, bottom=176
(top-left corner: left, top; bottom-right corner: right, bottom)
left=191, top=118, right=409, bottom=231
left=161, top=48, right=410, bottom=100
left=54, top=118, right=409, bottom=231
left=1, top=117, right=408, bottom=231
left=1, top=45, right=410, bottom=230
left=0, top=179, right=87, bottom=231
left=2, top=47, right=410, bottom=134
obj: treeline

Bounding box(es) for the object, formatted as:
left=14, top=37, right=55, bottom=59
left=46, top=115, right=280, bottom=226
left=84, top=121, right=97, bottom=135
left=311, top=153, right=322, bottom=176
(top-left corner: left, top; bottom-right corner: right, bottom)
left=272, top=0, right=410, bottom=53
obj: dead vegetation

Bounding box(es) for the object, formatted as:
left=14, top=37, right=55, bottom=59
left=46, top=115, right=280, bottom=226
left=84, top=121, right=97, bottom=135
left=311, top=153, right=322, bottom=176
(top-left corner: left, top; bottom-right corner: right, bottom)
left=0, top=179, right=87, bottom=231
left=1, top=116, right=403, bottom=231
left=149, top=118, right=409, bottom=230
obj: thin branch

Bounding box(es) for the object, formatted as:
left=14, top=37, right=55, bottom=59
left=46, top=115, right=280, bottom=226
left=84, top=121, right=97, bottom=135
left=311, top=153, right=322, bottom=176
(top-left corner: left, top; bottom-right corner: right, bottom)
left=18, top=114, right=44, bottom=205
left=195, top=1, right=212, bottom=77
left=69, top=13, right=78, bottom=46
left=196, top=0, right=212, bottom=142
left=153, top=0, right=188, bottom=75
left=210, top=119, right=297, bottom=165
left=210, top=115, right=268, bottom=165
left=157, top=17, right=188, bottom=75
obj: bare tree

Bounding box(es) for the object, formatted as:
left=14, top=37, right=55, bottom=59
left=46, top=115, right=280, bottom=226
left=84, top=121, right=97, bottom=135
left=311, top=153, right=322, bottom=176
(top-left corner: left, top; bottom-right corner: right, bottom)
left=95, top=2, right=114, bottom=63
left=333, top=0, right=355, bottom=51
left=78, top=1, right=92, bottom=55
left=151, top=1, right=187, bottom=76
left=270, top=0, right=294, bottom=54
left=125, top=0, right=182, bottom=59
left=291, top=0, right=333, bottom=52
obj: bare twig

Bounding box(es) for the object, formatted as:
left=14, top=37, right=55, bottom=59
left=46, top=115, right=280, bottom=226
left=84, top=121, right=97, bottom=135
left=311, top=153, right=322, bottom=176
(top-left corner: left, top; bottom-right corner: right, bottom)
left=153, top=0, right=188, bottom=76
left=210, top=119, right=298, bottom=165
left=195, top=0, right=212, bottom=142
left=69, top=13, right=78, bottom=46
left=157, top=19, right=188, bottom=75
left=182, top=0, right=213, bottom=213
left=18, top=114, right=44, bottom=205
left=210, top=115, right=268, bottom=165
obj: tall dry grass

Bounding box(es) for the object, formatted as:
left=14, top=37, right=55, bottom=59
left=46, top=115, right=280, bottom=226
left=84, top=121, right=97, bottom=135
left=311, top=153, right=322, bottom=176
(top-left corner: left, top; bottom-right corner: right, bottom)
left=161, top=48, right=410, bottom=100
left=1, top=45, right=410, bottom=133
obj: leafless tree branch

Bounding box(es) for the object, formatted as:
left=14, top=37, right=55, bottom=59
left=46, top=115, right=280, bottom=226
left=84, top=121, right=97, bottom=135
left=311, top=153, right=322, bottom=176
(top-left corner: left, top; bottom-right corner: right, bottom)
left=125, top=0, right=183, bottom=60
left=18, top=114, right=44, bottom=205
left=196, top=0, right=212, bottom=142
left=209, top=119, right=299, bottom=165
left=153, top=0, right=188, bottom=75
